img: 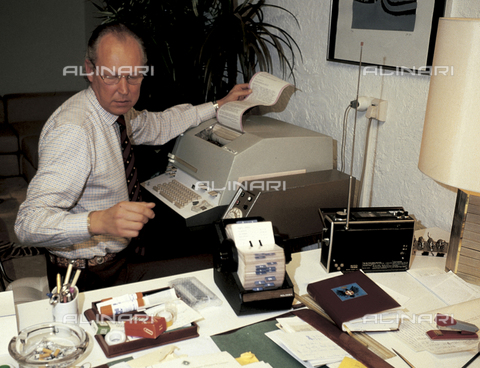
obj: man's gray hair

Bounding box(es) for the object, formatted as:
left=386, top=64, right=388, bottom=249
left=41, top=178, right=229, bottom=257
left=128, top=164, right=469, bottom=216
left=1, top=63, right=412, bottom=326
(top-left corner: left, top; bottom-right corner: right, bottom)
left=86, top=22, right=147, bottom=66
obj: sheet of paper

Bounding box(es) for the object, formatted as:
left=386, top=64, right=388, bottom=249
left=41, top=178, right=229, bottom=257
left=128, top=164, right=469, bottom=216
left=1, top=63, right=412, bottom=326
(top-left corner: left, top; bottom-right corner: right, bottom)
left=426, top=298, right=480, bottom=329
left=128, top=336, right=224, bottom=367
left=276, top=316, right=316, bottom=333
left=151, top=351, right=242, bottom=368
left=144, top=299, right=203, bottom=331
left=216, top=72, right=292, bottom=132
left=245, top=363, right=273, bottom=368
left=0, top=290, right=17, bottom=355
left=264, top=330, right=316, bottom=368
left=389, top=318, right=478, bottom=354
left=378, top=283, right=410, bottom=307
left=407, top=268, right=480, bottom=305
left=113, top=352, right=241, bottom=368
left=127, top=345, right=179, bottom=368
left=266, top=329, right=347, bottom=366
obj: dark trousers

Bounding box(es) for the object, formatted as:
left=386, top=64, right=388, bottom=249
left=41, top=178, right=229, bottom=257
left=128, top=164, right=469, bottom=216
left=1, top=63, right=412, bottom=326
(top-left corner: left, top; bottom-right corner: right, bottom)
left=46, top=248, right=131, bottom=293
left=46, top=225, right=214, bottom=293
left=50, top=235, right=163, bottom=287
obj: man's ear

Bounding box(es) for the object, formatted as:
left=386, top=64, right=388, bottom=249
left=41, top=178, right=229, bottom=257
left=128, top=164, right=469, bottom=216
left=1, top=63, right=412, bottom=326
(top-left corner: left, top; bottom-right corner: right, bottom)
left=85, top=59, right=94, bottom=83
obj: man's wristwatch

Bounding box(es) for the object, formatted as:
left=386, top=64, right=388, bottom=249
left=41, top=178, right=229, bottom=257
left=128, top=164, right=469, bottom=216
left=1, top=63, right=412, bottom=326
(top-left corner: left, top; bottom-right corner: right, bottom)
left=87, top=212, right=94, bottom=236
left=212, top=101, right=219, bottom=112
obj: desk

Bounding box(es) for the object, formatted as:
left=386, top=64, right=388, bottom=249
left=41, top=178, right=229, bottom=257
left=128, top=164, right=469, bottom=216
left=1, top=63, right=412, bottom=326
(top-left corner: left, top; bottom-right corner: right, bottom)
left=6, top=249, right=480, bottom=368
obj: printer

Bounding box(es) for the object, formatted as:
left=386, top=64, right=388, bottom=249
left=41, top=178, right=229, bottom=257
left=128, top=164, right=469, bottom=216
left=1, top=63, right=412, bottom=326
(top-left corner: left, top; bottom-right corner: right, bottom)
left=142, top=115, right=334, bottom=228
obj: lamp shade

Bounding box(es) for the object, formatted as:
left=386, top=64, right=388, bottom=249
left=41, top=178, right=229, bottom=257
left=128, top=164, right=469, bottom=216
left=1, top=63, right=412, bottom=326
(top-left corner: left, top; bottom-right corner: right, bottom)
left=419, top=18, right=480, bottom=194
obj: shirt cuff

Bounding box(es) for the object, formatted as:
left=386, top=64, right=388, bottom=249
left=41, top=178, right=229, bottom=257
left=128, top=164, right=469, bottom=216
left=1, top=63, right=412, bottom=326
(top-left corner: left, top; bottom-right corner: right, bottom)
left=64, top=212, right=92, bottom=244
left=197, top=102, right=216, bottom=122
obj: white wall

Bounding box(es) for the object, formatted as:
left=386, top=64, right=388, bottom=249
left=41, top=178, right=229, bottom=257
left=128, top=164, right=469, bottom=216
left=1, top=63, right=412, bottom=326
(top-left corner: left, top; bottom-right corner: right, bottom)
left=263, top=0, right=480, bottom=234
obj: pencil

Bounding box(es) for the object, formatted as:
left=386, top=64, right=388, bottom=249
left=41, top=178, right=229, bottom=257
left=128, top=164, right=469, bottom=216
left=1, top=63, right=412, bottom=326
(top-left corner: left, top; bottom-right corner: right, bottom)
left=56, top=273, right=61, bottom=293
left=64, top=263, right=73, bottom=285
left=70, top=269, right=81, bottom=289
left=343, top=324, right=368, bottom=347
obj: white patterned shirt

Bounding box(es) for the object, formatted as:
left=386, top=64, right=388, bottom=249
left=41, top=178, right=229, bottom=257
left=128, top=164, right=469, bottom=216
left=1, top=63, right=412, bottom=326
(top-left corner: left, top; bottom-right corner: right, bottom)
left=14, top=87, right=215, bottom=259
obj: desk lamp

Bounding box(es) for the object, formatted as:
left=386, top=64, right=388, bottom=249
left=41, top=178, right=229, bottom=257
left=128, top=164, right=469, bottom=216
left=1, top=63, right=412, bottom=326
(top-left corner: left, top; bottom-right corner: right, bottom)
left=418, top=17, right=480, bottom=285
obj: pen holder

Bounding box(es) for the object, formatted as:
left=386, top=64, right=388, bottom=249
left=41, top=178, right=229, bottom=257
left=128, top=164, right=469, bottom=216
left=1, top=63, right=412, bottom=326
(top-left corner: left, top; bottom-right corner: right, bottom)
left=52, top=286, right=79, bottom=324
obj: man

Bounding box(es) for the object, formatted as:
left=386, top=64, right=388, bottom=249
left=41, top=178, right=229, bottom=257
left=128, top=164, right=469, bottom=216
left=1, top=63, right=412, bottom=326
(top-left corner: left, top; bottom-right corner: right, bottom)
left=14, top=23, right=251, bottom=291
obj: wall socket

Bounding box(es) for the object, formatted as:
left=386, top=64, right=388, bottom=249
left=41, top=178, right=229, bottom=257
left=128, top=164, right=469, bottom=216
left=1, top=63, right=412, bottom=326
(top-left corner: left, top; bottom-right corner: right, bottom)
left=365, top=98, right=388, bottom=122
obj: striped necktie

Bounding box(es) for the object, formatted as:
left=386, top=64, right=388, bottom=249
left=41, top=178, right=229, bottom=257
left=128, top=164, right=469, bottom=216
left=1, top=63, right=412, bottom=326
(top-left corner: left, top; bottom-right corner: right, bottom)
left=117, top=115, right=142, bottom=202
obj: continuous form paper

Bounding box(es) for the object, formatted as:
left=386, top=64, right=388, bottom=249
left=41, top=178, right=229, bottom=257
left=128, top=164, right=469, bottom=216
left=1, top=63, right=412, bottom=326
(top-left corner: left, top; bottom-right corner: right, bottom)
left=216, top=72, right=293, bottom=132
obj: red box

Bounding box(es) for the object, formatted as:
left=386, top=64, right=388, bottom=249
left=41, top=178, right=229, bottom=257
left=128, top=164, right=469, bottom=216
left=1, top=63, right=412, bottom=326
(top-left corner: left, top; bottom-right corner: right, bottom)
left=124, top=315, right=167, bottom=339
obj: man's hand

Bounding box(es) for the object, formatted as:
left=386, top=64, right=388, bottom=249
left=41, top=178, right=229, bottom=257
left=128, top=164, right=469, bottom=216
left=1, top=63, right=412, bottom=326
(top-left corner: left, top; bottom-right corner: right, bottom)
left=217, top=83, right=252, bottom=108
left=89, top=201, right=156, bottom=238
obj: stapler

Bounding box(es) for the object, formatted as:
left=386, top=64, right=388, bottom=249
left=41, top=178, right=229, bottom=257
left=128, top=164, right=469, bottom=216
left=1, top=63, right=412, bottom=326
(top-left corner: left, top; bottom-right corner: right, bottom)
left=426, top=314, right=479, bottom=340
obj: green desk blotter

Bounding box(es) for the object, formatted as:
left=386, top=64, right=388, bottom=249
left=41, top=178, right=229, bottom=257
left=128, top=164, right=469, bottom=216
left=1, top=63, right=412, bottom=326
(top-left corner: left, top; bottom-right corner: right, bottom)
left=211, top=319, right=327, bottom=368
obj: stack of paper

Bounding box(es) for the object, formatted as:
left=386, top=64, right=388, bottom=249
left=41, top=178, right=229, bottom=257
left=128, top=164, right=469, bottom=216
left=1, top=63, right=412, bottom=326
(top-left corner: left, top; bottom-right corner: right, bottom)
left=226, top=221, right=285, bottom=291
left=265, top=316, right=349, bottom=367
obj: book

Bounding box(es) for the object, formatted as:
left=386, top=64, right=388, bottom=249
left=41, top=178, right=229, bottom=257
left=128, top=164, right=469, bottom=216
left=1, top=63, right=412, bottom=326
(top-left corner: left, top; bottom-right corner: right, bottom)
left=216, top=71, right=293, bottom=133
left=306, top=271, right=401, bottom=332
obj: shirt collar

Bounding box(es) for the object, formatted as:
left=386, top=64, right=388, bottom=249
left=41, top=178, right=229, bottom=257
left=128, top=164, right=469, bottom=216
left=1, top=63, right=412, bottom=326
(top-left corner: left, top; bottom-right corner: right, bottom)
left=86, top=86, right=122, bottom=127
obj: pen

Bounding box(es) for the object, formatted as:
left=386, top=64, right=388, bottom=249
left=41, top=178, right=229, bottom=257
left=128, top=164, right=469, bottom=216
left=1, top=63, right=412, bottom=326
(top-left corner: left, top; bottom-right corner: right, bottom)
left=462, top=342, right=480, bottom=368
left=462, top=352, right=480, bottom=368
left=392, top=348, right=415, bottom=368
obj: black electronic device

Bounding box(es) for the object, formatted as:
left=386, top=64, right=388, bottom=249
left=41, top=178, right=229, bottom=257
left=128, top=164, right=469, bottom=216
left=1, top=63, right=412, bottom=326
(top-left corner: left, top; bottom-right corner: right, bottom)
left=319, top=207, right=415, bottom=273
left=222, top=169, right=355, bottom=251
left=213, top=217, right=295, bottom=315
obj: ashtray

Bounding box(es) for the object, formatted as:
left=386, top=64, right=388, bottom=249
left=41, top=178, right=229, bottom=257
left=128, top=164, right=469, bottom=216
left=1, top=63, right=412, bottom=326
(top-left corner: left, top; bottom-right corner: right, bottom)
left=8, top=322, right=89, bottom=368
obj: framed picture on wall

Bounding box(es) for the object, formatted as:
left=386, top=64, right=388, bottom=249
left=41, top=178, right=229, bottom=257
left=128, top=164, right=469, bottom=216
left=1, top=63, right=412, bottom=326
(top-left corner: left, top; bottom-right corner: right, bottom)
left=327, top=0, right=447, bottom=74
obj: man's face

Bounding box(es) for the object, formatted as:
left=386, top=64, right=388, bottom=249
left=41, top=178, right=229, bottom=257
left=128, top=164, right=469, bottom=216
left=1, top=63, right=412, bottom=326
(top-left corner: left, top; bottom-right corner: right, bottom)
left=86, top=34, right=143, bottom=116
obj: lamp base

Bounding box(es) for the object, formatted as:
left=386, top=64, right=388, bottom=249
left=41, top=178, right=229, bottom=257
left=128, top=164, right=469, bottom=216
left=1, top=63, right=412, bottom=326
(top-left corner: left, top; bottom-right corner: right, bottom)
left=446, top=190, right=480, bottom=285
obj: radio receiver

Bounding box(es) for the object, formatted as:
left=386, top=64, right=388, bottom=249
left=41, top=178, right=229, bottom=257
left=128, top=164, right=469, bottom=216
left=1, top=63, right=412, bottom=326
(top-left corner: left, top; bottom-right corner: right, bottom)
left=318, top=43, right=415, bottom=273
left=319, top=207, right=415, bottom=273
